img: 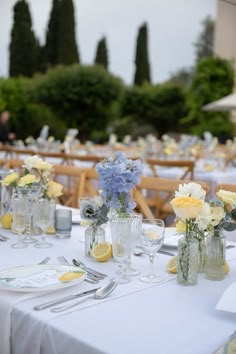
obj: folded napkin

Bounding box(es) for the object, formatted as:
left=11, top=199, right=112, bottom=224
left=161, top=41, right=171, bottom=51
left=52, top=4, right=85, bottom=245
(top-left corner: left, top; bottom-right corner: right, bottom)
left=213, top=331, right=236, bottom=354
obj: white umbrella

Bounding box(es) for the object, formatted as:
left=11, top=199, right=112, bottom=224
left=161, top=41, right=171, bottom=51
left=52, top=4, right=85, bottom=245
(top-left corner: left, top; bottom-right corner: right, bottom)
left=202, top=92, right=236, bottom=111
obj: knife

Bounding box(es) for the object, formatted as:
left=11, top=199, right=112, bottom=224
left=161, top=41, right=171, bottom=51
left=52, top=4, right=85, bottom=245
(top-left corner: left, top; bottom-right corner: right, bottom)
left=158, top=249, right=175, bottom=256
left=33, top=288, right=99, bottom=311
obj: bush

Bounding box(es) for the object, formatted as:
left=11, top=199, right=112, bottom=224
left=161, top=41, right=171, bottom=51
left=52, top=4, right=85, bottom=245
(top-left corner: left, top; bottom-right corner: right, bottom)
left=31, top=64, right=124, bottom=141
left=120, top=83, right=187, bottom=137
left=182, top=57, right=234, bottom=138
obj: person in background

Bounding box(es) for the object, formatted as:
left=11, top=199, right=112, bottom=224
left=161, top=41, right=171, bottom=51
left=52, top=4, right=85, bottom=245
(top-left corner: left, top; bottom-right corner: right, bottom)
left=0, top=111, right=15, bottom=145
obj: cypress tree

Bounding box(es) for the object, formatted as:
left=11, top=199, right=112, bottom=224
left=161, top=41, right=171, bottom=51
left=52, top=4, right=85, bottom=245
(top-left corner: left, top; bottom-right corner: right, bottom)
left=9, top=0, right=38, bottom=77
left=94, top=37, right=109, bottom=70
left=133, top=22, right=151, bottom=85
left=44, top=0, right=61, bottom=69
left=58, top=0, right=79, bottom=65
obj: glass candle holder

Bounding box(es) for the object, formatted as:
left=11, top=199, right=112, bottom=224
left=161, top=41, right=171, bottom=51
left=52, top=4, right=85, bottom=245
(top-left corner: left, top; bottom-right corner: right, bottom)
left=55, top=209, right=72, bottom=239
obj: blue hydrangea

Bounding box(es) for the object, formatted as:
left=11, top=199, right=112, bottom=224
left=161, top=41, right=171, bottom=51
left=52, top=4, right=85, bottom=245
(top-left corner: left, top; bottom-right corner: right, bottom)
left=96, top=151, right=143, bottom=214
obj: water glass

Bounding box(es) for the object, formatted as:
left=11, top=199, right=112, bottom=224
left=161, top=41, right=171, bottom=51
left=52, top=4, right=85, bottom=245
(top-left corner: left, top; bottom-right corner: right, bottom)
left=11, top=196, right=28, bottom=249
left=110, top=217, right=132, bottom=284
left=34, top=199, right=53, bottom=248
left=55, top=209, right=72, bottom=239
left=139, top=219, right=165, bottom=283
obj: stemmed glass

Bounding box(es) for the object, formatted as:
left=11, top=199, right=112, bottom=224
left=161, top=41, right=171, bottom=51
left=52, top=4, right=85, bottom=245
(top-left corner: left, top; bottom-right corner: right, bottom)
left=139, top=219, right=165, bottom=283
left=11, top=196, right=28, bottom=249
left=33, top=198, right=53, bottom=248
left=110, top=217, right=133, bottom=284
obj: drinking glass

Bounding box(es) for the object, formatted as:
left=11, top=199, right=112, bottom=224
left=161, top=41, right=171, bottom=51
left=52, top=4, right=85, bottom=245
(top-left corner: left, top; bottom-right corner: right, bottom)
left=123, top=213, right=143, bottom=276
left=139, top=219, right=165, bottom=283
left=110, top=217, right=132, bottom=284
left=11, top=196, right=28, bottom=249
left=33, top=199, right=53, bottom=248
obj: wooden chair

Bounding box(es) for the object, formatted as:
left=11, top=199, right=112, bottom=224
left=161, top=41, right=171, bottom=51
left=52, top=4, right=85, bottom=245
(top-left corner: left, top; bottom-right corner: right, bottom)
left=215, top=183, right=236, bottom=194
left=82, top=168, right=99, bottom=197
left=133, top=175, right=210, bottom=224
left=4, top=158, right=25, bottom=173
left=52, top=164, right=86, bottom=208
left=146, top=158, right=195, bottom=180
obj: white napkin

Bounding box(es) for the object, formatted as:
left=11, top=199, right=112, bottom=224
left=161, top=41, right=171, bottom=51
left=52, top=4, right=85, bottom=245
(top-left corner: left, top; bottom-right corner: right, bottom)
left=216, top=282, right=236, bottom=313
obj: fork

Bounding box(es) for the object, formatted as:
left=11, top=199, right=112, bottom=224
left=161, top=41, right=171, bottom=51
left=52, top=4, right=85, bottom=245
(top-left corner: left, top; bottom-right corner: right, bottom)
left=72, top=259, right=107, bottom=279
left=57, top=256, right=99, bottom=284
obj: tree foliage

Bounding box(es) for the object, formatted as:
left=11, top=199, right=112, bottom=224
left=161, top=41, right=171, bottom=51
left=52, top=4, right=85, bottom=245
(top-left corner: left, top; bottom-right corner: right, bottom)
left=9, top=0, right=38, bottom=77
left=58, top=0, right=79, bottom=65
left=43, top=0, right=61, bottom=70
left=94, top=37, right=109, bottom=70
left=133, top=22, right=151, bottom=86
left=195, top=16, right=214, bottom=63
left=182, top=57, right=234, bottom=138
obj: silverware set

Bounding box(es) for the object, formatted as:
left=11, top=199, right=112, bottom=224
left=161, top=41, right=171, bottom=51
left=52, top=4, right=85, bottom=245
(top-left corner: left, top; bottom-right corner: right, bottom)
left=0, top=234, right=9, bottom=242
left=57, top=256, right=107, bottom=284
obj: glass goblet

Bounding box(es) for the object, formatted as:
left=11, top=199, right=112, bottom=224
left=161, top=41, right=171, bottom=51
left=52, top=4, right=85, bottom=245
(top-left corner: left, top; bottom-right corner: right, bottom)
left=110, top=217, right=132, bottom=284
left=33, top=199, right=53, bottom=248
left=11, top=196, right=28, bottom=249
left=139, top=219, right=165, bottom=283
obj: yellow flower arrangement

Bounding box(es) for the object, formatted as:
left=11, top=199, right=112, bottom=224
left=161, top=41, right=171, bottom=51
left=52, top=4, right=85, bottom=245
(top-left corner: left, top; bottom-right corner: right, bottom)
left=18, top=174, right=38, bottom=187
left=171, top=196, right=203, bottom=220
left=2, top=172, right=19, bottom=186
left=46, top=180, right=63, bottom=198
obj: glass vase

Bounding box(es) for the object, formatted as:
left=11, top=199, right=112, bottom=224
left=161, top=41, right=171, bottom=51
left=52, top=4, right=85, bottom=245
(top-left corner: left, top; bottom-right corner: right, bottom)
left=85, top=225, right=105, bottom=256
left=177, top=231, right=199, bottom=286
left=205, top=229, right=225, bottom=281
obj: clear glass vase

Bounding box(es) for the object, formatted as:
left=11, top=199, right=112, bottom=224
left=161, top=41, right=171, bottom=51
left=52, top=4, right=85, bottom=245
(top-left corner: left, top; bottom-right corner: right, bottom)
left=205, top=229, right=225, bottom=281
left=198, top=239, right=206, bottom=273
left=177, top=231, right=199, bottom=286
left=85, top=225, right=105, bottom=256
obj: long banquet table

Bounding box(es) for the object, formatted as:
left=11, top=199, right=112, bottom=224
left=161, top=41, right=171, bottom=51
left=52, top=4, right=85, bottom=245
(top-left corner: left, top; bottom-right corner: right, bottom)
left=0, top=218, right=236, bottom=354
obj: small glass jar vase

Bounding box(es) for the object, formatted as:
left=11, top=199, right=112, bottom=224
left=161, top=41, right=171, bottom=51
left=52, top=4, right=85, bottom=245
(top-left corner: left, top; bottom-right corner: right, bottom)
left=205, top=229, right=225, bottom=281
left=85, top=224, right=105, bottom=256
left=177, top=231, right=199, bottom=286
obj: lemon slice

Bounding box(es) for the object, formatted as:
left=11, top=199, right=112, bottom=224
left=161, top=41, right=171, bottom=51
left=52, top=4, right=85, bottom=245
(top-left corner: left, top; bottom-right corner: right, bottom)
left=46, top=226, right=56, bottom=234
left=91, top=242, right=112, bottom=262
left=167, top=255, right=178, bottom=274
left=59, top=271, right=84, bottom=282
left=1, top=213, right=13, bottom=229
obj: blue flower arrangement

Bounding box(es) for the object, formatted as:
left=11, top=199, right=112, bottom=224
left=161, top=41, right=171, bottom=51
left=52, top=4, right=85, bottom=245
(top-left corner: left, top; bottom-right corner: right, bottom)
left=96, top=151, right=143, bottom=215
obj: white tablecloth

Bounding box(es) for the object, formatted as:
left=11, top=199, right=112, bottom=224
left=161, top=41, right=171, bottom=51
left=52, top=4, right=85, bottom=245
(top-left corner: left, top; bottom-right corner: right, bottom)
left=0, top=224, right=236, bottom=354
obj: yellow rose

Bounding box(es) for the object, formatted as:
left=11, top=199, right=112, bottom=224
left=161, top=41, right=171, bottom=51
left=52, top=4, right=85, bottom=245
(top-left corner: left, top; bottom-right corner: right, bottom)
left=46, top=180, right=63, bottom=198
left=171, top=196, right=203, bottom=220
left=2, top=172, right=19, bottom=186
left=176, top=220, right=186, bottom=234
left=216, top=189, right=236, bottom=208
left=18, top=174, right=38, bottom=187
left=35, top=160, right=52, bottom=172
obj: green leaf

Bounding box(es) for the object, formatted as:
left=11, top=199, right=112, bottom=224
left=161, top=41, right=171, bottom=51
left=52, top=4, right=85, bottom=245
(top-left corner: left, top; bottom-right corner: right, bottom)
left=230, top=208, right=236, bottom=221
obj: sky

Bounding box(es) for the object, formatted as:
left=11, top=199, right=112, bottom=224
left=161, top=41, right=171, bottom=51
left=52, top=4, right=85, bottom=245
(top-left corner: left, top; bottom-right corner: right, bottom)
left=0, top=0, right=216, bottom=84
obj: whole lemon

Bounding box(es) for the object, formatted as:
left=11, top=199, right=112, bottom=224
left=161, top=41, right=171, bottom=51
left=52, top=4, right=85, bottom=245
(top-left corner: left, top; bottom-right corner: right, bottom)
left=1, top=213, right=13, bottom=229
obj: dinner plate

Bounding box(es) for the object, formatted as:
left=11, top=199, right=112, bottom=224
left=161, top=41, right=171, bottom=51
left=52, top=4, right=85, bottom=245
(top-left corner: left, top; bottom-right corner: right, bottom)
left=0, top=264, right=86, bottom=292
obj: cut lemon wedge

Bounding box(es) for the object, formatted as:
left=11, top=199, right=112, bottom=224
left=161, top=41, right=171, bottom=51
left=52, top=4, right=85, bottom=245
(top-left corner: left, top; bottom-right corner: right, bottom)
left=225, top=262, right=230, bottom=274
left=91, top=242, right=112, bottom=262
left=59, top=272, right=84, bottom=282
left=1, top=213, right=13, bottom=229
left=46, top=226, right=56, bottom=234
left=167, top=255, right=178, bottom=274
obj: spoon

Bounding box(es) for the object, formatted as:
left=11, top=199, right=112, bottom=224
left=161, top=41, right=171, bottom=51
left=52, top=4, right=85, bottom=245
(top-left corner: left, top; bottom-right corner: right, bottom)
left=133, top=247, right=175, bottom=257
left=51, top=280, right=117, bottom=313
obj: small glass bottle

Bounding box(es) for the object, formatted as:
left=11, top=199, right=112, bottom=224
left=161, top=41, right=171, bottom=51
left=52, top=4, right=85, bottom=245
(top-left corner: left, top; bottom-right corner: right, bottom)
left=85, top=224, right=105, bottom=256
left=177, top=231, right=199, bottom=286
left=205, top=229, right=225, bottom=281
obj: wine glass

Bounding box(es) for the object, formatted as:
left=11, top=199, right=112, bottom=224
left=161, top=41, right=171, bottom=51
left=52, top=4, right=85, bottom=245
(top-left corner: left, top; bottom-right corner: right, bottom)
left=11, top=196, right=28, bottom=249
left=139, top=219, right=165, bottom=283
left=33, top=199, right=53, bottom=248
left=110, top=217, right=132, bottom=284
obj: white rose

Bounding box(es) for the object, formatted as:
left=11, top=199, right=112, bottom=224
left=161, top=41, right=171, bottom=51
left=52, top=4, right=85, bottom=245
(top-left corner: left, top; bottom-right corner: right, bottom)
left=175, top=182, right=206, bottom=201
left=196, top=202, right=212, bottom=231
left=210, top=206, right=225, bottom=227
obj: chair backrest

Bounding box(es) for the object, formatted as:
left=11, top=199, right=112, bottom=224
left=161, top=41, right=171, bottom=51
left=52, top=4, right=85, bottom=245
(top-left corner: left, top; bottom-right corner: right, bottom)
left=4, top=159, right=25, bottom=173
left=133, top=175, right=210, bottom=224
left=146, top=158, right=195, bottom=180
left=215, top=183, right=236, bottom=194
left=82, top=168, right=99, bottom=198
left=52, top=164, right=86, bottom=208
